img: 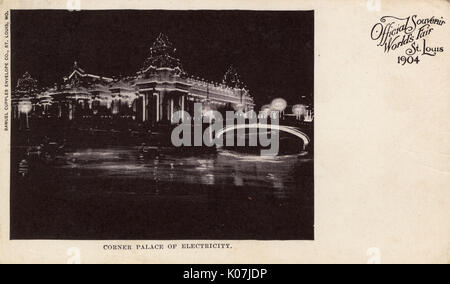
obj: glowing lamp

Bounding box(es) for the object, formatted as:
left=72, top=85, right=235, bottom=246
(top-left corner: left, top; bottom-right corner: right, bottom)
left=292, top=104, right=307, bottom=116
left=271, top=98, right=287, bottom=112
left=19, top=101, right=33, bottom=114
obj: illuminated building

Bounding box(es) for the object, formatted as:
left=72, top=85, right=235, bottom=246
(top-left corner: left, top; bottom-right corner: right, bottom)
left=13, top=33, right=255, bottom=128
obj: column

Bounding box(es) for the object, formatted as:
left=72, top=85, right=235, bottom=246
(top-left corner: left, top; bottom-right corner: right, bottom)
left=153, top=92, right=160, bottom=122
left=166, top=97, right=171, bottom=121
left=112, top=99, right=119, bottom=115
left=170, top=98, right=174, bottom=122
left=181, top=95, right=185, bottom=122
left=69, top=102, right=74, bottom=121
left=141, top=93, right=146, bottom=122
left=58, top=104, right=62, bottom=118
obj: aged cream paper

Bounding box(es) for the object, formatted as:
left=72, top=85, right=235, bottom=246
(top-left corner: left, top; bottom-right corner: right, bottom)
left=0, top=0, right=449, bottom=264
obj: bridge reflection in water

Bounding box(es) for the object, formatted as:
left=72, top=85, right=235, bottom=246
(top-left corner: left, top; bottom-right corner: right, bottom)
left=11, top=146, right=314, bottom=240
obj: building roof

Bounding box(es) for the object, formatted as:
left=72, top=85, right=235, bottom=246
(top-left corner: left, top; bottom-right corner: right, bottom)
left=67, top=61, right=113, bottom=83
left=109, top=80, right=136, bottom=92
left=91, top=84, right=111, bottom=93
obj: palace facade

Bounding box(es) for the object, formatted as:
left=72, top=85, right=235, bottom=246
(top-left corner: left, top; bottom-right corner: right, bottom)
left=13, top=33, right=255, bottom=128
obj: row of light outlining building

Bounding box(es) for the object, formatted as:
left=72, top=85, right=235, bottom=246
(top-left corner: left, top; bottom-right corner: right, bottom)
left=12, top=33, right=255, bottom=129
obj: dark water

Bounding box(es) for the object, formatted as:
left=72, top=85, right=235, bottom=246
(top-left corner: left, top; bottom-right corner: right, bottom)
left=11, top=147, right=314, bottom=240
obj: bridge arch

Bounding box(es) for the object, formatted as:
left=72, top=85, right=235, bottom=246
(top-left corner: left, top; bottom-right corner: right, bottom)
left=215, top=124, right=310, bottom=151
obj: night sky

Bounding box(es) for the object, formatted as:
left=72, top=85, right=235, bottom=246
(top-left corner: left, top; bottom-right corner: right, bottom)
left=11, top=10, right=314, bottom=107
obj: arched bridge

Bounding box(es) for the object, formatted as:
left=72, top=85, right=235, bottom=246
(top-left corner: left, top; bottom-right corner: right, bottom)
left=215, top=124, right=311, bottom=151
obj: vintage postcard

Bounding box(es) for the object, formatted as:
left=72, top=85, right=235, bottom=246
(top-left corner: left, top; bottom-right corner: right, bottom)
left=0, top=0, right=448, bottom=264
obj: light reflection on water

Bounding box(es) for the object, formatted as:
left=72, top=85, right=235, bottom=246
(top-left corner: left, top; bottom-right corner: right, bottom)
left=57, top=147, right=311, bottom=193
left=12, top=146, right=314, bottom=240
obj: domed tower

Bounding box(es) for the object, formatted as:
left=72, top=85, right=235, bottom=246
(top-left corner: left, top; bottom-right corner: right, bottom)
left=12, top=72, right=39, bottom=127
left=141, top=33, right=185, bottom=76
left=222, top=66, right=244, bottom=89
left=136, top=33, right=191, bottom=125
left=14, top=72, right=39, bottom=100
left=222, top=66, right=253, bottom=111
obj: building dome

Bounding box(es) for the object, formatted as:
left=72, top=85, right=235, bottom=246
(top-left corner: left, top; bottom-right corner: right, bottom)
left=222, top=66, right=244, bottom=89
left=141, top=33, right=185, bottom=74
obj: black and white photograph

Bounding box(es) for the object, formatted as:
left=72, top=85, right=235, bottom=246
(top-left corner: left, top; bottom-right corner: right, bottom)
left=9, top=10, right=315, bottom=240
left=1, top=0, right=449, bottom=266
